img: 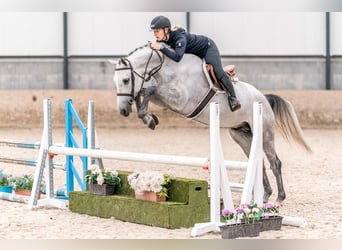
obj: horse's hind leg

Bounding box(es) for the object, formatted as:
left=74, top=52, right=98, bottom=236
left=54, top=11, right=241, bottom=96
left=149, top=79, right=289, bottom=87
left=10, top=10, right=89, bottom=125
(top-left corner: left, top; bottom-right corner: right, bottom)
left=229, top=123, right=273, bottom=203
left=263, top=130, right=286, bottom=202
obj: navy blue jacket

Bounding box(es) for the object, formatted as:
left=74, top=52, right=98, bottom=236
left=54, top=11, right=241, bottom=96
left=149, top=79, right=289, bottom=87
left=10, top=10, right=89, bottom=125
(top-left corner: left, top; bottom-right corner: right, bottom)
left=160, top=28, right=210, bottom=62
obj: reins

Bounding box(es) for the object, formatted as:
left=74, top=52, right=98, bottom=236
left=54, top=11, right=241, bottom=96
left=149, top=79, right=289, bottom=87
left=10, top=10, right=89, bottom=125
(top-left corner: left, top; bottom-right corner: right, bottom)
left=115, top=44, right=164, bottom=98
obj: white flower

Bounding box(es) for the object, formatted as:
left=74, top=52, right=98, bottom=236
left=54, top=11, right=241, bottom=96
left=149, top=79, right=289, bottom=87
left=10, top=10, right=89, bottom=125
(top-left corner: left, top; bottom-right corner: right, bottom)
left=167, top=169, right=176, bottom=178
left=106, top=168, right=118, bottom=176
left=86, top=165, right=120, bottom=186
left=252, top=207, right=260, bottom=213
left=151, top=182, right=162, bottom=193
left=90, top=164, right=98, bottom=171
left=96, top=173, right=104, bottom=185
left=94, top=168, right=102, bottom=175
left=127, top=171, right=170, bottom=195
left=243, top=208, right=250, bottom=215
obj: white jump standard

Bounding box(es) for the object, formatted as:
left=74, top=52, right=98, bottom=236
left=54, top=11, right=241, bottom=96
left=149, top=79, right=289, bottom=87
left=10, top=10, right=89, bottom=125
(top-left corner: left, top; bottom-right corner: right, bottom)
left=191, top=102, right=264, bottom=236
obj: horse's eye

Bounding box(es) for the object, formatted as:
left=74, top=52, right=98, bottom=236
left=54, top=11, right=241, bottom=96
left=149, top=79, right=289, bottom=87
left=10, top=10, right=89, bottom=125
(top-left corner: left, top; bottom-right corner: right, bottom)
left=123, top=78, right=130, bottom=84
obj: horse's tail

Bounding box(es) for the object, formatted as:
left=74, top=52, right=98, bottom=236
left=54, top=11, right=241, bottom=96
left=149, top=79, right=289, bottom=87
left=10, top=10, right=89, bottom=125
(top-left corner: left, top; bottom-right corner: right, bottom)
left=265, top=94, right=312, bottom=153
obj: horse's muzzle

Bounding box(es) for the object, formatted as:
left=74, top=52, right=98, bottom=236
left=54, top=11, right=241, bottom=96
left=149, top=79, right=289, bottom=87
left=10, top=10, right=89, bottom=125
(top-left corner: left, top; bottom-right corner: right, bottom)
left=119, top=109, right=129, bottom=117
left=118, top=102, right=133, bottom=117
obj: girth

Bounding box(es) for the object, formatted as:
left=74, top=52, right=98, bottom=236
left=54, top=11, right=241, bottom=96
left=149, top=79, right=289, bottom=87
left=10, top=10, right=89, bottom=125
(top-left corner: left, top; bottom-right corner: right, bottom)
left=185, top=63, right=238, bottom=119
left=186, top=88, right=216, bottom=119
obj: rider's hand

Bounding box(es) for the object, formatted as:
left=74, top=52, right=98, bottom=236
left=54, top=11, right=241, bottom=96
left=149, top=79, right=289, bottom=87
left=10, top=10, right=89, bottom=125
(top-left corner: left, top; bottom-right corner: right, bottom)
left=224, top=65, right=236, bottom=77
left=150, top=43, right=163, bottom=51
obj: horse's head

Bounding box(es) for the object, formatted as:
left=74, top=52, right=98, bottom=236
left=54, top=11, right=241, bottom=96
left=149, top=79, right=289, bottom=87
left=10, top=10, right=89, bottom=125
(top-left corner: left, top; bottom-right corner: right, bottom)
left=112, top=58, right=136, bottom=117
left=112, top=44, right=164, bottom=117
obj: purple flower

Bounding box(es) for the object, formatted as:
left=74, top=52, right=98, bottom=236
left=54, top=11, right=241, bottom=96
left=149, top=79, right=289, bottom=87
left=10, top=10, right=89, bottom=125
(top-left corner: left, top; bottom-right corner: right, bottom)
left=263, top=214, right=270, bottom=219
left=265, top=202, right=273, bottom=209
left=236, top=207, right=244, bottom=214
left=221, top=209, right=234, bottom=216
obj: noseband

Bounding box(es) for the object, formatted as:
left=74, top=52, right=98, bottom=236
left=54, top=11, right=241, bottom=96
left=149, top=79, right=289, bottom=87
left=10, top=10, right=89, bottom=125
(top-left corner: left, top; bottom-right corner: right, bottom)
left=115, top=47, right=164, bottom=98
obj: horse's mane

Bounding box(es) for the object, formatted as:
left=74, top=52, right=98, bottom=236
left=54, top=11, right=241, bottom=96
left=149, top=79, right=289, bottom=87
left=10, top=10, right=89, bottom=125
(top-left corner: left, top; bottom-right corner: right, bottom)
left=127, top=44, right=150, bottom=56
left=127, top=43, right=171, bottom=58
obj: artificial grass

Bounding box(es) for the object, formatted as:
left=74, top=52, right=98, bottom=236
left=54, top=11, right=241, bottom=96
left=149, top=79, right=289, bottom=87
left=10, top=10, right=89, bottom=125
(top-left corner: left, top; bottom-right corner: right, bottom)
left=69, top=171, right=210, bottom=228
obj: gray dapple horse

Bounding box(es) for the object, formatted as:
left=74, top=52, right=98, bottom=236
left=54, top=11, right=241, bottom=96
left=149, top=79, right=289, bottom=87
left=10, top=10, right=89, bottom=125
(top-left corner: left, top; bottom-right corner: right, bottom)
left=112, top=44, right=312, bottom=203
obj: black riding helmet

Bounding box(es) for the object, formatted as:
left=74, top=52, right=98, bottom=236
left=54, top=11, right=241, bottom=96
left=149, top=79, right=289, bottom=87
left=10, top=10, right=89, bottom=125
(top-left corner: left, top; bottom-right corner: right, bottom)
left=150, top=16, right=171, bottom=30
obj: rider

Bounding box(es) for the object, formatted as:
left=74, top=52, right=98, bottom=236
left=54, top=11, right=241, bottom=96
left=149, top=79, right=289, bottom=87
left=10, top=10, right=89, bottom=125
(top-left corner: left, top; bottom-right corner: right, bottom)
left=149, top=15, right=241, bottom=112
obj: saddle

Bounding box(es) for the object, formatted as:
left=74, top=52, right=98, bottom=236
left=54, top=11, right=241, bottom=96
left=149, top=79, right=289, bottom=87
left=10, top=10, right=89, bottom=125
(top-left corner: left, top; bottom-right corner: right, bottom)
left=205, top=64, right=238, bottom=90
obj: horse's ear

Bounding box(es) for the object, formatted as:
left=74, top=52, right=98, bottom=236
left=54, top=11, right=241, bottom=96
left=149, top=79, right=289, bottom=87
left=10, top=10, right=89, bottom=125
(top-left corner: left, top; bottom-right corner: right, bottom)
left=120, top=58, right=128, bottom=66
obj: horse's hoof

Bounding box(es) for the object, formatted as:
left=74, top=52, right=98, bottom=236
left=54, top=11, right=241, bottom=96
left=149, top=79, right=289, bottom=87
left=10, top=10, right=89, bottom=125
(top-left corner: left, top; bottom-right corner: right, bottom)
left=148, top=123, right=155, bottom=130
left=142, top=114, right=157, bottom=130
left=147, top=119, right=156, bottom=130
left=276, top=195, right=286, bottom=203
left=151, top=114, right=159, bottom=125
left=263, top=193, right=271, bottom=203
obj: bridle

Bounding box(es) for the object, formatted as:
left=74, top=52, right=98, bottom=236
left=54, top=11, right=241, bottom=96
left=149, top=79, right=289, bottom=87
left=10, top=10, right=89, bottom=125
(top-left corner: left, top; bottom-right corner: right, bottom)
left=115, top=45, right=165, bottom=99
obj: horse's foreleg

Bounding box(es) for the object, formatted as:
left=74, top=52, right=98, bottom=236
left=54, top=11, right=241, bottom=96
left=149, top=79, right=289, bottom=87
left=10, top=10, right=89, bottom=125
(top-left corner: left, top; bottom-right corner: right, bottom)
left=134, top=93, right=142, bottom=111
left=137, top=87, right=159, bottom=130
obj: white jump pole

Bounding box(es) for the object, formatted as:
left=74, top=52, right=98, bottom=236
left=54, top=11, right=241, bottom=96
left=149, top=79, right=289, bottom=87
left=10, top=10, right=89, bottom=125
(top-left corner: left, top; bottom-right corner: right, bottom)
left=282, top=216, right=307, bottom=228
left=241, top=102, right=263, bottom=206
left=49, top=146, right=209, bottom=167
left=87, top=100, right=95, bottom=168
left=49, top=146, right=248, bottom=170
left=87, top=100, right=104, bottom=169
left=0, top=192, right=31, bottom=203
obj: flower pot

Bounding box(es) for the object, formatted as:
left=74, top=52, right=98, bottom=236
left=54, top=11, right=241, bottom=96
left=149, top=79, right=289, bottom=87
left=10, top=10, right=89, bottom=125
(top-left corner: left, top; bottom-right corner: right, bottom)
left=0, top=185, right=13, bottom=193
left=261, top=216, right=283, bottom=231
left=134, top=191, right=166, bottom=202
left=89, top=183, right=116, bottom=195
left=220, top=222, right=262, bottom=239
left=15, top=189, right=42, bottom=199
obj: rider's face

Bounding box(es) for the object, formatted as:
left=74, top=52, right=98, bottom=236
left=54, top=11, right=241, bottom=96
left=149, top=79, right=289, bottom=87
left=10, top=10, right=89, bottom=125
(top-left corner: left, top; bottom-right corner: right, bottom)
left=153, top=28, right=168, bottom=42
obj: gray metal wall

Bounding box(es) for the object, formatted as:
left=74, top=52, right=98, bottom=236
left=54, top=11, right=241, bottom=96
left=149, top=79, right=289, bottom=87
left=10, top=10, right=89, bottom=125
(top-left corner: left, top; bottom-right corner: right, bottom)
left=0, top=12, right=341, bottom=90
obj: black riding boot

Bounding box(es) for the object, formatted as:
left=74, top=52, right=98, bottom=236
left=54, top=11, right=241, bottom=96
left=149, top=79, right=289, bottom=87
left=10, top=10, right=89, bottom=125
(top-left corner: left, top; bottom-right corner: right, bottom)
left=220, top=76, right=241, bottom=112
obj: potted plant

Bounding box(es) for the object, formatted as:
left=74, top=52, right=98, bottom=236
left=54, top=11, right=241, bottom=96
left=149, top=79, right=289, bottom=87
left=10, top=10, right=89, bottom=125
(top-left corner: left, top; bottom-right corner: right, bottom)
left=127, top=170, right=172, bottom=202
left=85, top=164, right=121, bottom=195
left=0, top=170, right=13, bottom=193
left=220, top=203, right=263, bottom=239
left=12, top=174, right=42, bottom=198
left=261, top=201, right=283, bottom=231
left=238, top=203, right=264, bottom=224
